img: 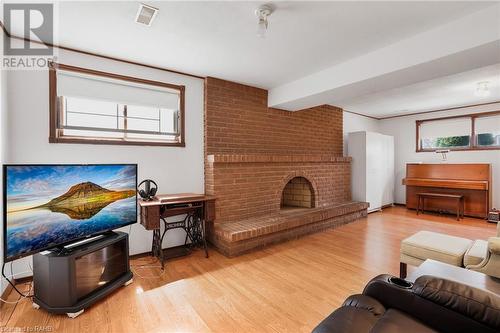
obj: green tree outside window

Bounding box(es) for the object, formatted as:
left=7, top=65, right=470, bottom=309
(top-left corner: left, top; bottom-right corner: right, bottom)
left=435, top=136, right=470, bottom=147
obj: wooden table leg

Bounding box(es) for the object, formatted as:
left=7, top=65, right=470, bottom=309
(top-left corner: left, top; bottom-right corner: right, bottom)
left=202, top=219, right=209, bottom=258
left=462, top=198, right=465, bottom=219
left=461, top=199, right=463, bottom=219
left=400, top=262, right=407, bottom=279
left=456, top=198, right=460, bottom=221
left=417, top=196, right=420, bottom=215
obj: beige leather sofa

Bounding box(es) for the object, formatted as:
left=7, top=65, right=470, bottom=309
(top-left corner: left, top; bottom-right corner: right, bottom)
left=466, top=231, right=500, bottom=278
left=400, top=222, right=500, bottom=279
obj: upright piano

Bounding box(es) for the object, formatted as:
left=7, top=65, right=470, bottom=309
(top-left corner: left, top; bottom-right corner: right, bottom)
left=402, top=163, right=491, bottom=218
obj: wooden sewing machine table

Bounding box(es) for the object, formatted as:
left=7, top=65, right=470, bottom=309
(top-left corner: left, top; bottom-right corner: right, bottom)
left=139, top=193, right=216, bottom=269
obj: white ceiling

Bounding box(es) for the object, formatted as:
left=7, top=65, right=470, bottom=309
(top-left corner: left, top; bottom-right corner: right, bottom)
left=7, top=1, right=495, bottom=89
left=5, top=1, right=499, bottom=117
left=339, top=64, right=500, bottom=118
left=266, top=3, right=500, bottom=113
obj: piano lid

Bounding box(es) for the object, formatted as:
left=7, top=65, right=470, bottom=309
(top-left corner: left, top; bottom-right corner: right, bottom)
left=405, top=163, right=491, bottom=182
left=402, top=178, right=488, bottom=190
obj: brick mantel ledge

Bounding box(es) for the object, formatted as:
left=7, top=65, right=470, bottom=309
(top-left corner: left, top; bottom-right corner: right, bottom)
left=206, top=154, right=351, bottom=164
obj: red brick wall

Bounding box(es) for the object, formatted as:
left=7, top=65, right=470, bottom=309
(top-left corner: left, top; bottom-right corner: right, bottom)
left=204, top=77, right=343, bottom=155
left=207, top=155, right=351, bottom=223
left=204, top=77, right=350, bottom=226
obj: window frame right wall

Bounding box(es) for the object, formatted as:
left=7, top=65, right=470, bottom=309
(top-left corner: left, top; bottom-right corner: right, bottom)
left=415, top=110, right=500, bottom=152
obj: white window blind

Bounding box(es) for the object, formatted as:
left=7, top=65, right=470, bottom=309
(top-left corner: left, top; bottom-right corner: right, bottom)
left=475, top=115, right=500, bottom=135
left=54, top=67, right=183, bottom=144
left=475, top=114, right=500, bottom=147
left=419, top=117, right=471, bottom=139
left=57, top=70, right=180, bottom=110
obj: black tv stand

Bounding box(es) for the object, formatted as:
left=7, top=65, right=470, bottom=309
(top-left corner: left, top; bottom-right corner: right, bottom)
left=32, top=231, right=133, bottom=318
left=51, top=232, right=112, bottom=255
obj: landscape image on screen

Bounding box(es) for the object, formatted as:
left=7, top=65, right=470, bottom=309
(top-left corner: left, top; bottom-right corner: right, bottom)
left=5, top=165, right=137, bottom=260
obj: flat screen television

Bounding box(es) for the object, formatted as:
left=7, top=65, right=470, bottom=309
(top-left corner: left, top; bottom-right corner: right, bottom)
left=3, top=164, right=137, bottom=262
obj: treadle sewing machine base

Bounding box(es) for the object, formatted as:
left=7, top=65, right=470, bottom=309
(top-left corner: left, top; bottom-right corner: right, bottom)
left=151, top=210, right=208, bottom=269
left=139, top=193, right=216, bottom=269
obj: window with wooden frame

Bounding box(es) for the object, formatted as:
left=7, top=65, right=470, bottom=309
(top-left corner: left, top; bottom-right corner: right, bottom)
left=49, top=62, right=185, bottom=146
left=416, top=111, right=500, bottom=152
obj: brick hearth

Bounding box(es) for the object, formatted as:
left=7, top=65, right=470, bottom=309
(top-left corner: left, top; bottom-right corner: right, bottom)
left=209, top=202, right=368, bottom=257
left=204, top=77, right=368, bottom=256
left=205, top=153, right=368, bottom=256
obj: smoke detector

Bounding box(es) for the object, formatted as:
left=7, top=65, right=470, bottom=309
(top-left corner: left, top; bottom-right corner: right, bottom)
left=135, top=3, right=158, bottom=26
left=255, top=4, right=275, bottom=38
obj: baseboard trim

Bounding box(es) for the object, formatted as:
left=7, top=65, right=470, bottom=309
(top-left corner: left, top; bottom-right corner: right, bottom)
left=129, top=244, right=194, bottom=261
left=14, top=276, right=33, bottom=284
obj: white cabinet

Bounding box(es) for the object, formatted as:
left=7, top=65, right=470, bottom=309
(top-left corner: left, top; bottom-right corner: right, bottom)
left=348, top=131, right=394, bottom=212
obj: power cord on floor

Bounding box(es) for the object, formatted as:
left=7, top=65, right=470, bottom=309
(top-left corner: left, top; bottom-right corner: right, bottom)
left=127, top=223, right=166, bottom=278
left=127, top=224, right=167, bottom=278
left=0, top=280, right=33, bottom=304
left=1, top=262, right=34, bottom=302
left=130, top=259, right=165, bottom=279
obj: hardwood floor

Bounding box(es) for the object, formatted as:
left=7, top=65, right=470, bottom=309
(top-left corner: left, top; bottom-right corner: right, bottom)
left=1, top=207, right=496, bottom=333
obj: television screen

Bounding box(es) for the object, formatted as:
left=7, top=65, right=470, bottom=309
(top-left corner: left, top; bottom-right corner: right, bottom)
left=3, top=164, right=137, bottom=262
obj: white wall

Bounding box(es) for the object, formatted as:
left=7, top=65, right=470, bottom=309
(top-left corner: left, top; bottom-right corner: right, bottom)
left=4, top=39, right=205, bottom=276
left=379, top=102, right=500, bottom=208
left=343, top=111, right=380, bottom=155
left=0, top=32, right=7, bottom=295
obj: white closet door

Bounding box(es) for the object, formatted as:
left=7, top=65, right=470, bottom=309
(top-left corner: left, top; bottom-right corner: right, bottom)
left=348, top=132, right=367, bottom=202
left=382, top=135, right=395, bottom=206
left=365, top=132, right=383, bottom=211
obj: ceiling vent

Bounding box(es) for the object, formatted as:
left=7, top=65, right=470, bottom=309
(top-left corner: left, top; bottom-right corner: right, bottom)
left=135, top=3, right=158, bottom=26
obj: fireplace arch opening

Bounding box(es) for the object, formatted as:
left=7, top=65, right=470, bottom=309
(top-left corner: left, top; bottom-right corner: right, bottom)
left=280, top=177, right=315, bottom=209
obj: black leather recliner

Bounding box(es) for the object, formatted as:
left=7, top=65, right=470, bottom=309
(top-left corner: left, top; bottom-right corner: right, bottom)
left=312, top=274, right=500, bottom=333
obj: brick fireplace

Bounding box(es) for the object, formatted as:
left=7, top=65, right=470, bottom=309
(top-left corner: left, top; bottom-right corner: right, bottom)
left=281, top=177, right=315, bottom=209
left=204, top=77, right=368, bottom=257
